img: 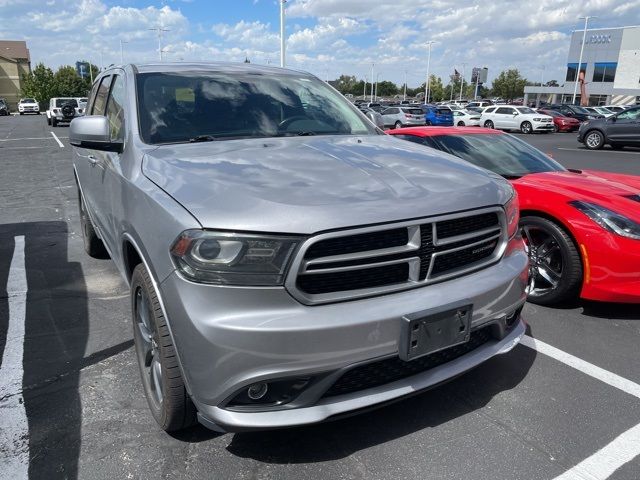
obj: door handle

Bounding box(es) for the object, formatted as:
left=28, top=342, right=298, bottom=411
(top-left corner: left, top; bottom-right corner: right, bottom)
left=87, top=155, right=98, bottom=166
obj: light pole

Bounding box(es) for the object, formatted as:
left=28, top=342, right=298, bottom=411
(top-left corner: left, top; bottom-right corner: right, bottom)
left=572, top=16, right=594, bottom=105
left=459, top=62, right=466, bottom=101
left=119, top=39, right=128, bottom=64
left=363, top=75, right=367, bottom=99
left=280, top=0, right=286, bottom=67
left=403, top=70, right=407, bottom=101
left=374, top=72, right=382, bottom=101
left=424, top=41, right=435, bottom=104
left=149, top=26, right=170, bottom=61
left=370, top=63, right=375, bottom=102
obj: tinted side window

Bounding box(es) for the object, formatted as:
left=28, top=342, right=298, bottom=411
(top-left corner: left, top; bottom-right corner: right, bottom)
left=484, top=107, right=496, bottom=114
left=496, top=107, right=514, bottom=114
left=91, top=75, right=112, bottom=116
left=106, top=74, right=125, bottom=142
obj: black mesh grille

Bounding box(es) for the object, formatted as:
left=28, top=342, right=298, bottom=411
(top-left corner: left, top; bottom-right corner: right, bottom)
left=418, top=224, right=435, bottom=280
left=436, top=212, right=499, bottom=239
left=322, top=328, right=492, bottom=398
left=297, top=263, right=409, bottom=294
left=305, top=228, right=408, bottom=259
left=431, top=238, right=498, bottom=276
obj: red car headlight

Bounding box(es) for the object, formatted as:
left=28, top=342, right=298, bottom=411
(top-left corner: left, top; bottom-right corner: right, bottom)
left=504, top=192, right=520, bottom=239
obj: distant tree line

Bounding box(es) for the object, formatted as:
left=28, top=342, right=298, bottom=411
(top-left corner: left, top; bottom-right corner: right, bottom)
left=332, top=68, right=543, bottom=102
left=21, top=61, right=100, bottom=108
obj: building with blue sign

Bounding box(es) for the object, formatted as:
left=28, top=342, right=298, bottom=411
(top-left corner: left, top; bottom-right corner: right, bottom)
left=524, top=25, right=640, bottom=106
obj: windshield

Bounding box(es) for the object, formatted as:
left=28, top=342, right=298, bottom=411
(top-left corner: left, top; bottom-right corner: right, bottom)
left=136, top=71, right=376, bottom=144
left=22, top=98, right=36, bottom=103
left=516, top=107, right=536, bottom=114
left=428, top=133, right=566, bottom=177
left=571, top=106, right=590, bottom=114
left=55, top=99, right=78, bottom=107
left=540, top=110, right=560, bottom=118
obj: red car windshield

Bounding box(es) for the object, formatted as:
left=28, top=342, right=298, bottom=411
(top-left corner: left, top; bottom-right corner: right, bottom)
left=425, top=133, right=566, bottom=178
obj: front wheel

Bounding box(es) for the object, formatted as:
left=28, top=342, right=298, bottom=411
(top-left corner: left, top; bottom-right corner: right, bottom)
left=520, top=216, right=583, bottom=306
left=394, top=121, right=403, bottom=129
left=520, top=121, right=533, bottom=134
left=584, top=130, right=604, bottom=150
left=484, top=120, right=494, bottom=129
left=131, top=264, right=197, bottom=431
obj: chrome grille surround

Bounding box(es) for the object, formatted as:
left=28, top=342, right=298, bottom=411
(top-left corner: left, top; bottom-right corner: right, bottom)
left=285, top=206, right=508, bottom=305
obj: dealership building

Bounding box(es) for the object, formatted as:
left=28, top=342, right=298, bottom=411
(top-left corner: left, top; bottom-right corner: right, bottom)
left=524, top=25, right=640, bottom=106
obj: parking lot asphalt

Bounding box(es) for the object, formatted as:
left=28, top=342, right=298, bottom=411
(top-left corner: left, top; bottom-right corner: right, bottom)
left=1, top=115, right=639, bottom=480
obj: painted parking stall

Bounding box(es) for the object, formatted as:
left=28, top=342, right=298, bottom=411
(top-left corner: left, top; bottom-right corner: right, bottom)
left=0, top=114, right=639, bottom=479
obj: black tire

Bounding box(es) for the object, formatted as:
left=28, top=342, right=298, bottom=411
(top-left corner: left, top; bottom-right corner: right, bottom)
left=77, top=187, right=108, bottom=258
left=47, top=116, right=51, bottom=126
left=520, top=216, right=583, bottom=306
left=394, top=121, right=403, bottom=129
left=610, top=143, right=625, bottom=150
left=19, top=112, right=23, bottom=115
left=457, top=121, right=465, bottom=126
left=484, top=120, right=494, bottom=129
left=520, top=121, right=533, bottom=134
left=425, top=120, right=432, bottom=126
left=584, top=129, right=605, bottom=150
left=51, top=117, right=57, bottom=127
left=552, top=124, right=558, bottom=133
left=131, top=264, right=197, bottom=431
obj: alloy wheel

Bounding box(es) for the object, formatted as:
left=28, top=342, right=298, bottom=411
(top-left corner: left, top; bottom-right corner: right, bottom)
left=135, top=287, right=164, bottom=408
left=585, top=131, right=603, bottom=149
left=521, top=225, right=563, bottom=298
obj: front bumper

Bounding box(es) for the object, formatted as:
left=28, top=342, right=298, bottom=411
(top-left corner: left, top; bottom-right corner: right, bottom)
left=159, top=243, right=528, bottom=430
left=532, top=121, right=554, bottom=131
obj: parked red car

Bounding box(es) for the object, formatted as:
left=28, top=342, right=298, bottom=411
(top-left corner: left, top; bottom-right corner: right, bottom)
left=538, top=109, right=581, bottom=132
left=387, top=127, right=640, bottom=305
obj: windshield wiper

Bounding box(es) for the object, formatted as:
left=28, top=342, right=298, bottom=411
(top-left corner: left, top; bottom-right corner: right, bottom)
left=501, top=174, right=526, bottom=180
left=189, top=135, right=217, bottom=143
left=275, top=131, right=317, bottom=137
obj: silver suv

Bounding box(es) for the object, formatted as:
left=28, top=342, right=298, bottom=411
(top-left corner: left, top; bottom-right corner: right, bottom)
left=70, top=63, right=528, bottom=433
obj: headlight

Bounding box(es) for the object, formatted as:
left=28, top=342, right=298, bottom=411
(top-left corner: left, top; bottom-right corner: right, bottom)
left=533, top=117, right=542, bottom=121
left=170, top=230, right=302, bottom=285
left=504, top=191, right=520, bottom=239
left=570, top=201, right=640, bottom=240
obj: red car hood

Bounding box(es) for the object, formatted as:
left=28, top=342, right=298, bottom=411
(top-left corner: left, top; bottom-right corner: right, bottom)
left=514, top=170, right=640, bottom=219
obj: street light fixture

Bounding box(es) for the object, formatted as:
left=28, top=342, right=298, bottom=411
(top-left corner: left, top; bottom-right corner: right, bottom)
left=375, top=72, right=382, bottom=101
left=424, top=41, right=435, bottom=104
left=459, top=62, right=467, bottom=101
left=149, top=26, right=170, bottom=61
left=572, top=16, right=595, bottom=105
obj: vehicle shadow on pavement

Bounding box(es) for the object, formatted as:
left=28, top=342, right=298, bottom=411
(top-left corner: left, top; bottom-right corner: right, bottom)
left=223, top=340, right=536, bottom=463
left=580, top=301, right=640, bottom=320
left=0, top=222, right=87, bottom=480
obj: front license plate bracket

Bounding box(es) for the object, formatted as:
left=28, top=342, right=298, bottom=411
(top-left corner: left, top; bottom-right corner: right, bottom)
left=399, top=301, right=473, bottom=362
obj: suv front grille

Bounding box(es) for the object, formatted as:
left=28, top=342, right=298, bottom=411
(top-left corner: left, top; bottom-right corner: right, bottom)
left=286, top=208, right=506, bottom=304
left=322, top=327, right=492, bottom=398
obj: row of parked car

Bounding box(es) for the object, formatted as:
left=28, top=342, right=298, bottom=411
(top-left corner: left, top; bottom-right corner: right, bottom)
left=2, top=97, right=88, bottom=126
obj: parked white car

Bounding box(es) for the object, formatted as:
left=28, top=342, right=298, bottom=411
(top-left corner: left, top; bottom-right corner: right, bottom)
left=46, top=97, right=85, bottom=126
left=380, top=106, right=426, bottom=128
left=452, top=110, right=482, bottom=126
left=480, top=105, right=554, bottom=134
left=18, top=98, right=40, bottom=114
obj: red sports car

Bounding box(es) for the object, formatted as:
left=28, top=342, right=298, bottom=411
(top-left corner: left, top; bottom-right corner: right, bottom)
left=538, top=109, right=581, bottom=132
left=387, top=127, right=640, bottom=305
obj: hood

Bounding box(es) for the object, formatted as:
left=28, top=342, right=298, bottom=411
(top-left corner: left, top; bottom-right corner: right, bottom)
left=142, top=135, right=512, bottom=234
left=515, top=170, right=640, bottom=219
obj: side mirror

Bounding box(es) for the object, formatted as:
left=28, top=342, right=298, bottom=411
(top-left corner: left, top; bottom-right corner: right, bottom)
left=610, top=116, right=617, bottom=123
left=69, top=116, right=123, bottom=153
left=513, top=112, right=519, bottom=116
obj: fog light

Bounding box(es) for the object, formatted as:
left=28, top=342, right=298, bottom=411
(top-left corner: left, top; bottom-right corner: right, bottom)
left=247, top=382, right=268, bottom=400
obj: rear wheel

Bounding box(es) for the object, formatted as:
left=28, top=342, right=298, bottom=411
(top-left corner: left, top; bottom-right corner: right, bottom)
left=47, top=116, right=51, bottom=126
left=425, top=120, right=432, bottom=126
left=484, top=120, right=494, bottom=129
left=394, top=121, right=403, bottom=129
left=584, top=130, right=604, bottom=150
left=457, top=121, right=465, bottom=126
left=78, top=187, right=108, bottom=258
left=131, top=264, right=197, bottom=431
left=51, top=117, right=57, bottom=127
left=520, top=121, right=533, bottom=134
left=520, top=216, right=583, bottom=306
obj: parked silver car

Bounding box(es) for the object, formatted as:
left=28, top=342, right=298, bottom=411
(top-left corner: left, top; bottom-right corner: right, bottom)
left=70, top=63, right=527, bottom=433
left=381, top=106, right=426, bottom=128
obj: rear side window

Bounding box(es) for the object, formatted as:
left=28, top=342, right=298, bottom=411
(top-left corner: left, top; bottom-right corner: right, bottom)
left=106, top=74, right=126, bottom=142
left=496, top=107, right=514, bottom=114
left=403, top=108, right=424, bottom=115
left=91, top=75, right=112, bottom=116
left=436, top=108, right=451, bottom=115
left=484, top=107, right=496, bottom=114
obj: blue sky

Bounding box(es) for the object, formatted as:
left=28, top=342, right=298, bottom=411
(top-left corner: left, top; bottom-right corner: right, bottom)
left=1, top=0, right=639, bottom=87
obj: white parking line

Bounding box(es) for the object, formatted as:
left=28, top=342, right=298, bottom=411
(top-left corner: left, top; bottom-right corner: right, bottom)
left=557, top=147, right=640, bottom=155
left=0, top=136, right=68, bottom=142
left=521, top=335, right=640, bottom=479
left=521, top=336, right=640, bottom=399
left=552, top=422, right=640, bottom=480
left=0, top=236, right=29, bottom=480
left=50, top=131, right=64, bottom=148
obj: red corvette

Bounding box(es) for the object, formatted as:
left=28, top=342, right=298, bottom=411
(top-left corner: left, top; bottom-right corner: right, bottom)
left=387, top=127, right=640, bottom=305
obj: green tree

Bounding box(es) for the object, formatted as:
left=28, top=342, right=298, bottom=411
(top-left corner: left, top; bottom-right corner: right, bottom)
left=335, top=74, right=358, bottom=95
left=545, top=79, right=559, bottom=87
left=491, top=69, right=528, bottom=101
left=54, top=65, right=89, bottom=97
left=375, top=80, right=398, bottom=97
left=21, top=63, right=57, bottom=107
